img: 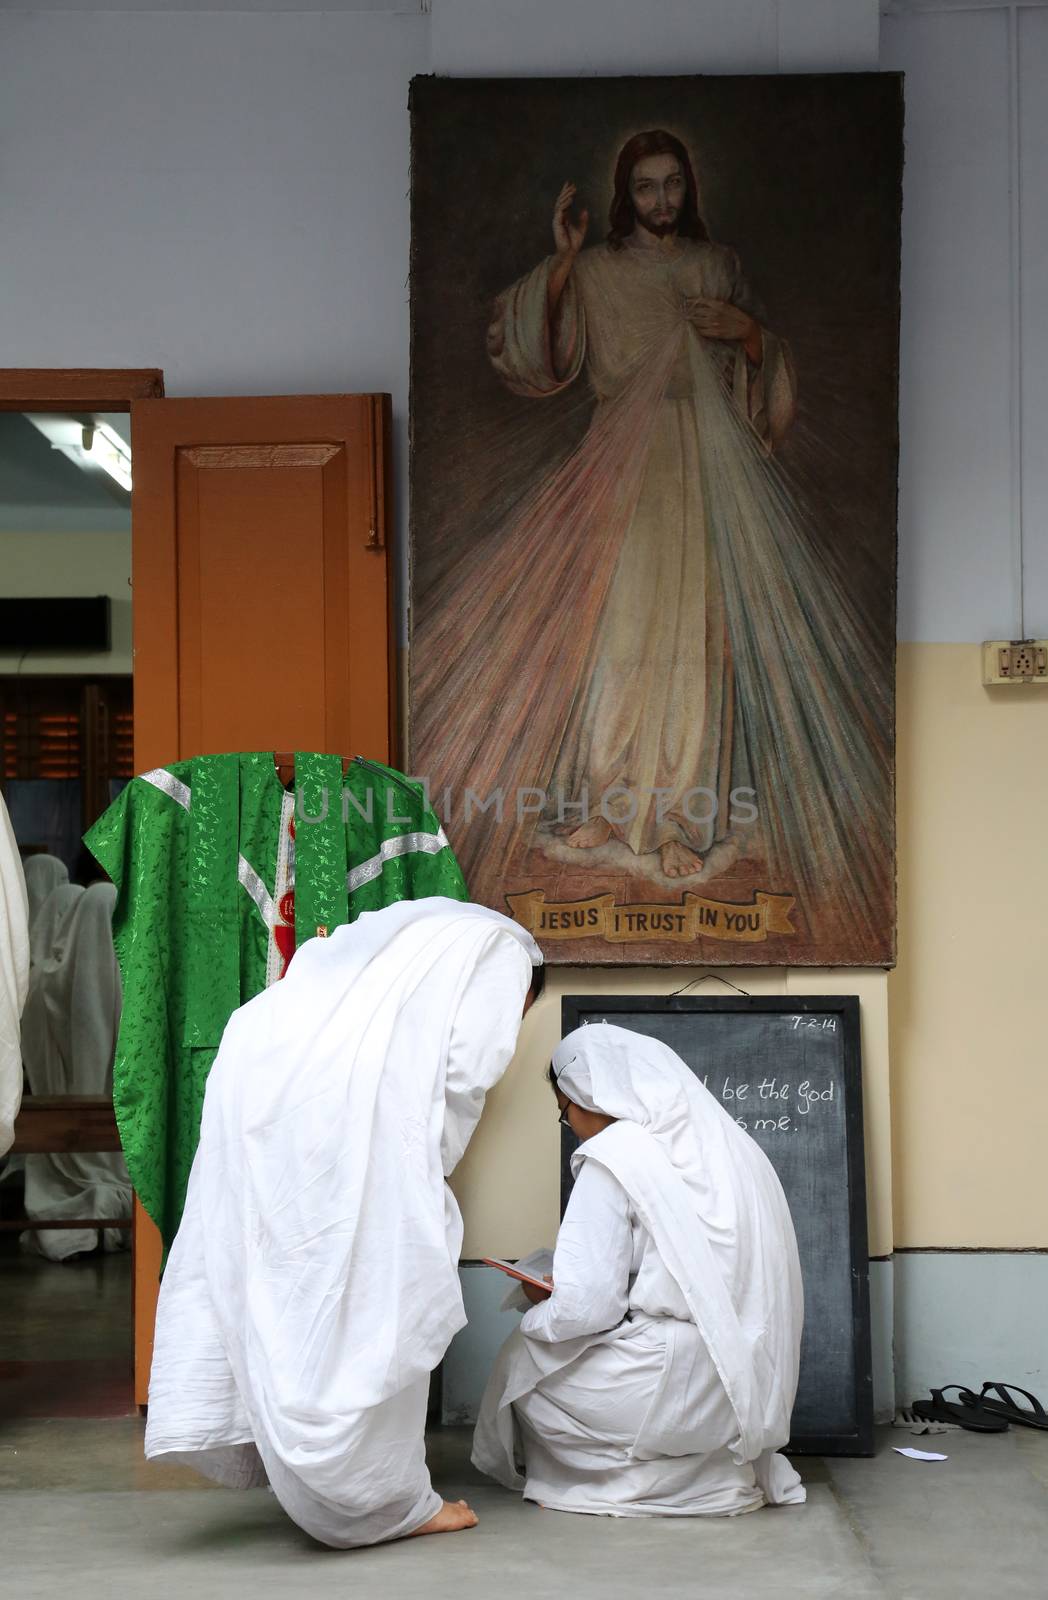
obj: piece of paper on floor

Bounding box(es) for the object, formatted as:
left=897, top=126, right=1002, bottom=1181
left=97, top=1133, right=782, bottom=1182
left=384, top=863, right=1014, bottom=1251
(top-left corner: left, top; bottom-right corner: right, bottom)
left=893, top=1446, right=948, bottom=1462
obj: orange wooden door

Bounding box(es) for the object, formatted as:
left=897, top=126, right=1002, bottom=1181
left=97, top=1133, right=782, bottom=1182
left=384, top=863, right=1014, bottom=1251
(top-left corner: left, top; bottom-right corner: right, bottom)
left=128, top=394, right=393, bottom=1403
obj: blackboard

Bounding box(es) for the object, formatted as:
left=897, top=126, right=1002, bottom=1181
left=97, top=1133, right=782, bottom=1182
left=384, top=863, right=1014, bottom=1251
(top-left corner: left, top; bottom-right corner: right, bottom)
left=561, top=995, right=872, bottom=1456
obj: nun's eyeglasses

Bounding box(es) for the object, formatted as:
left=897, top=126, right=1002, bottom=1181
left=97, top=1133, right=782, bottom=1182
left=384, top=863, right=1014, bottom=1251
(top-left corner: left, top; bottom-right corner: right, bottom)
left=558, top=1106, right=573, bottom=1130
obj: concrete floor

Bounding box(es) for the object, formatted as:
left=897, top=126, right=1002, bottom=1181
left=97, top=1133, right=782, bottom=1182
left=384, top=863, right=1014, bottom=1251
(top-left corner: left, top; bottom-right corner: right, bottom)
left=3, top=1252, right=1048, bottom=1598
left=0, top=1249, right=134, bottom=1418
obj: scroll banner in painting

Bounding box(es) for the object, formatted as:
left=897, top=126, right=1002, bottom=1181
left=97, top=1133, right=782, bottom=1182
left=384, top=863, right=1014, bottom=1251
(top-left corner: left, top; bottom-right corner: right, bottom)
left=506, top=890, right=796, bottom=945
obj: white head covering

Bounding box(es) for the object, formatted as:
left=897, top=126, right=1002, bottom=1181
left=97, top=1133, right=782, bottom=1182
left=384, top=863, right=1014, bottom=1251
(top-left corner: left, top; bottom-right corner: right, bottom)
left=22, top=854, right=69, bottom=926
left=553, top=1023, right=803, bottom=1466
left=0, top=795, right=30, bottom=1158
left=20, top=883, right=85, bottom=1098
left=45, top=883, right=122, bottom=1095
left=26, top=882, right=84, bottom=974
left=146, top=896, right=541, bottom=1544
left=22, top=884, right=109, bottom=1095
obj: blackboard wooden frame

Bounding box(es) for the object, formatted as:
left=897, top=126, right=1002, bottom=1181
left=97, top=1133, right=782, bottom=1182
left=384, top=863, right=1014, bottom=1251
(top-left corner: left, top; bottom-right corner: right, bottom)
left=560, top=994, right=873, bottom=1457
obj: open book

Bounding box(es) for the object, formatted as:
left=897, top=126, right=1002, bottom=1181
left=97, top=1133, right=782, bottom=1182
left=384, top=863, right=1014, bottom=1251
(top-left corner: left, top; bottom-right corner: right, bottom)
left=481, top=1256, right=554, bottom=1297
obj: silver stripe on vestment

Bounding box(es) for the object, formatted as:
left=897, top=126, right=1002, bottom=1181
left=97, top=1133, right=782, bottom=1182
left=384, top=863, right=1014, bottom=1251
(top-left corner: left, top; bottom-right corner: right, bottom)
left=139, top=767, right=276, bottom=928
left=237, top=855, right=276, bottom=930
left=139, top=770, right=447, bottom=920
left=140, top=767, right=192, bottom=811
left=346, top=827, right=451, bottom=894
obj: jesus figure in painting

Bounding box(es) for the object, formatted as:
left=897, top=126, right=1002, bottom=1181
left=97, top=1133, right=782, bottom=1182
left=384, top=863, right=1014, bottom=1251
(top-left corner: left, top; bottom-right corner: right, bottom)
left=413, top=127, right=891, bottom=954
left=486, top=129, right=795, bottom=880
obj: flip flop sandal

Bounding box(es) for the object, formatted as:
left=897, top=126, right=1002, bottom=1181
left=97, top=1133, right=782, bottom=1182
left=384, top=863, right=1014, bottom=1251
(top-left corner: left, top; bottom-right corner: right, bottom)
left=911, top=1386, right=1010, bottom=1432
left=958, top=1382, right=1048, bottom=1431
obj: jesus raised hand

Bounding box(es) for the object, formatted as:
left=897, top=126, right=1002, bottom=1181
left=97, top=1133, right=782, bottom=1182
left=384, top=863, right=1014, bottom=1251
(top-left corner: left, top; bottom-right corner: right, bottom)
left=548, top=182, right=590, bottom=319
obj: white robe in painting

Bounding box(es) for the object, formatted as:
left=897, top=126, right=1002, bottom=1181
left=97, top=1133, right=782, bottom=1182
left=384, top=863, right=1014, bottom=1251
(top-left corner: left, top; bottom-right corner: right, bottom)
left=473, top=1024, right=805, bottom=1517
left=145, top=898, right=541, bottom=1549
left=415, top=225, right=891, bottom=951
left=0, top=795, right=30, bottom=1159
left=488, top=236, right=795, bottom=859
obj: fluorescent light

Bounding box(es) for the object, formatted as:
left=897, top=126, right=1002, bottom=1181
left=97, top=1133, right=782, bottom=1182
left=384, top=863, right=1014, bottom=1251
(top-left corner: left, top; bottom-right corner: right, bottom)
left=79, top=422, right=132, bottom=491
left=25, top=412, right=132, bottom=494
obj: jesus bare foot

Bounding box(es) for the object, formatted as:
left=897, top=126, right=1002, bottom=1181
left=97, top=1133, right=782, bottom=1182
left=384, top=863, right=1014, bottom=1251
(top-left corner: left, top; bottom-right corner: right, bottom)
left=565, top=817, right=613, bottom=849
left=408, top=1499, right=479, bottom=1538
left=660, top=840, right=704, bottom=878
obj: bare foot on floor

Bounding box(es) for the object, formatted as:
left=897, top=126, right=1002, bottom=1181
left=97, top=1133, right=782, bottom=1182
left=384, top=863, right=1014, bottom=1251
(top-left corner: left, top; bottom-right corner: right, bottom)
left=409, top=1500, right=479, bottom=1537
left=565, top=817, right=613, bottom=849
left=659, top=840, right=704, bottom=878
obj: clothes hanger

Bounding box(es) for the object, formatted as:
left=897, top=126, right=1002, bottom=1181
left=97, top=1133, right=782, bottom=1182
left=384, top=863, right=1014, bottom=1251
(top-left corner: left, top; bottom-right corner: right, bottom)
left=272, top=752, right=354, bottom=787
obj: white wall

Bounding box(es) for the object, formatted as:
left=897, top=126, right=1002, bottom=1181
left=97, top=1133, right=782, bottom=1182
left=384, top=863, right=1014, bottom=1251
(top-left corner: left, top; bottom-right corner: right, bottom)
left=881, top=4, right=1048, bottom=644
left=1017, top=6, right=1048, bottom=636
left=3, top=2, right=1044, bottom=644
left=6, top=3, right=1043, bottom=646
left=430, top=0, right=879, bottom=73
left=893, top=1253, right=1048, bottom=1406
left=0, top=1, right=884, bottom=639
left=0, top=4, right=429, bottom=624
left=0, top=9, right=426, bottom=399
left=0, top=530, right=132, bottom=674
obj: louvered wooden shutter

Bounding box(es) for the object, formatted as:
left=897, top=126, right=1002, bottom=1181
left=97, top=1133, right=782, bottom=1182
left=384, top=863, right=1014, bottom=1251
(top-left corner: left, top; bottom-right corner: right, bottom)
left=0, top=677, right=133, bottom=824
left=0, top=682, right=81, bottom=781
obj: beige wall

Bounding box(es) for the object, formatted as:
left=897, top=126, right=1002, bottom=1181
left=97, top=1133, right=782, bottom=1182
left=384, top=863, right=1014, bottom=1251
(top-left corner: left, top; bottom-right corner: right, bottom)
left=0, top=529, right=132, bottom=674
left=890, top=643, right=1048, bottom=1248
left=453, top=966, right=892, bottom=1260
left=455, top=644, right=1048, bottom=1261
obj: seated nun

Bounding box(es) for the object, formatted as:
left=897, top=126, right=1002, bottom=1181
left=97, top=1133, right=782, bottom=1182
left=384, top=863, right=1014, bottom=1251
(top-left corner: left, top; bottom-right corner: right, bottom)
left=145, top=897, right=542, bottom=1547
left=21, top=881, right=131, bottom=1260
left=22, top=852, right=69, bottom=926
left=473, top=1024, right=806, bottom=1517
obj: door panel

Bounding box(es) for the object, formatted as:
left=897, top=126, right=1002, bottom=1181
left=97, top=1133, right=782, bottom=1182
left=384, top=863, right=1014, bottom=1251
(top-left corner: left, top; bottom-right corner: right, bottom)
left=179, top=445, right=331, bottom=753
left=132, top=394, right=392, bottom=764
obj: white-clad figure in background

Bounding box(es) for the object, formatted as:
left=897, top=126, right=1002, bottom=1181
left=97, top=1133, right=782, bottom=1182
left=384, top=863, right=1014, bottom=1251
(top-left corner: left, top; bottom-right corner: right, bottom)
left=21, top=882, right=131, bottom=1259
left=0, top=795, right=30, bottom=1158
left=21, top=853, right=69, bottom=927
left=473, top=1023, right=805, bottom=1517
left=146, top=898, right=542, bottom=1547
left=6, top=879, right=84, bottom=1184
left=25, top=881, right=84, bottom=976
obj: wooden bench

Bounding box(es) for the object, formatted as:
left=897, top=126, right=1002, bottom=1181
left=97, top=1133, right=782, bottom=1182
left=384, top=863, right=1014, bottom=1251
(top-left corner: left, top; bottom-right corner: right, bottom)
left=1, top=1096, right=131, bottom=1232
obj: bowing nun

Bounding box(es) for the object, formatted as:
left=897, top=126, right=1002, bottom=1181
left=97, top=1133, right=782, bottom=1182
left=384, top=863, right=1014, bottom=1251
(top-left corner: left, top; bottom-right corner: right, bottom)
left=473, top=1023, right=806, bottom=1517
left=145, top=897, right=541, bottom=1546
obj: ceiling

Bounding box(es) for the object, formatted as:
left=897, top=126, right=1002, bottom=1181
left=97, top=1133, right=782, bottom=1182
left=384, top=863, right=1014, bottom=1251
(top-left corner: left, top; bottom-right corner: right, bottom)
left=0, top=412, right=132, bottom=533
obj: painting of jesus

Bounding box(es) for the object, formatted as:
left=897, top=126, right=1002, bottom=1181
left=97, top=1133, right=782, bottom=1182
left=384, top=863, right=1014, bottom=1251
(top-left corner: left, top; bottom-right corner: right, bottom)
left=410, top=75, right=902, bottom=966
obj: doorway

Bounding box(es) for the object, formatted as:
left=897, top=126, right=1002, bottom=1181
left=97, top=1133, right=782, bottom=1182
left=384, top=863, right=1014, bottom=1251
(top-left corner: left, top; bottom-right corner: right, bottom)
left=0, top=371, right=160, bottom=1423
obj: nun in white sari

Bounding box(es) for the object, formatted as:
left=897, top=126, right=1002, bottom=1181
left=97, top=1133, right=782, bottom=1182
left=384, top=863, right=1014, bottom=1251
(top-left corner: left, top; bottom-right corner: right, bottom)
left=21, top=882, right=131, bottom=1259
left=145, top=897, right=541, bottom=1548
left=22, top=853, right=69, bottom=926
left=473, top=1024, right=805, bottom=1517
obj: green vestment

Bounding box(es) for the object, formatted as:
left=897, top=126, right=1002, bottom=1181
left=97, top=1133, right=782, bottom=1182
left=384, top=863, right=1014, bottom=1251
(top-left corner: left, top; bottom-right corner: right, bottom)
left=85, top=751, right=467, bottom=1250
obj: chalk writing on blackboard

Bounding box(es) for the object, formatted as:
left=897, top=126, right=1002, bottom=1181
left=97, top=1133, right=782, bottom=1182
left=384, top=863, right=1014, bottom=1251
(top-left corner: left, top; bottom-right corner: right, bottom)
left=784, top=1015, right=837, bottom=1032
left=699, top=1073, right=837, bottom=1133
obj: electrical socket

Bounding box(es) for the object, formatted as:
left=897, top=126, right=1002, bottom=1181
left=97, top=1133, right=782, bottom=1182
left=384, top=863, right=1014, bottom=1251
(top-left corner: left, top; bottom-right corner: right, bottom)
left=982, top=640, right=1048, bottom=685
